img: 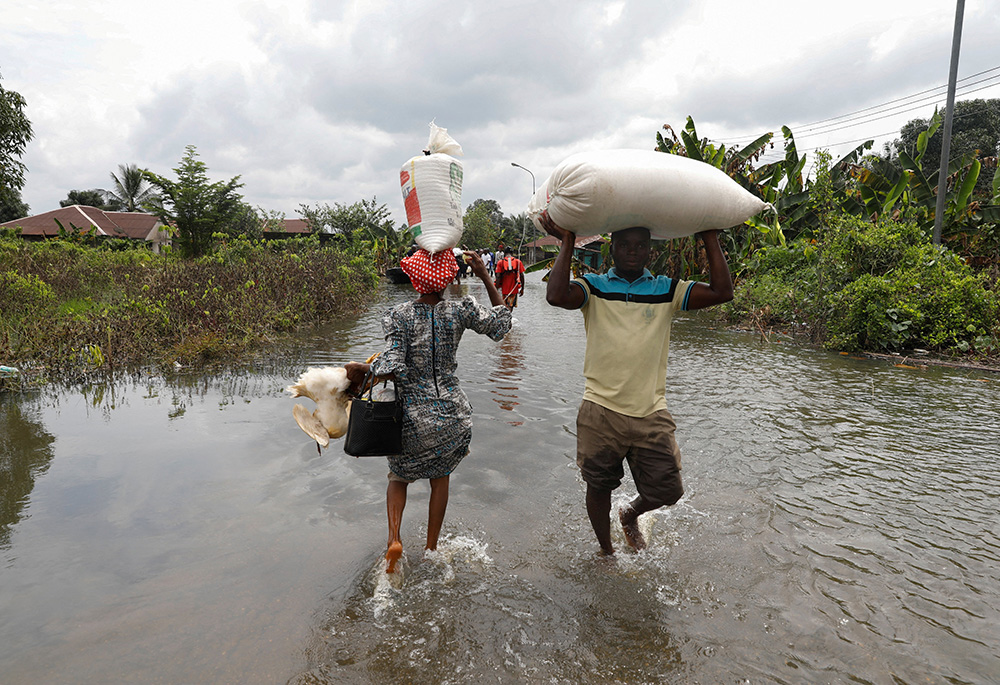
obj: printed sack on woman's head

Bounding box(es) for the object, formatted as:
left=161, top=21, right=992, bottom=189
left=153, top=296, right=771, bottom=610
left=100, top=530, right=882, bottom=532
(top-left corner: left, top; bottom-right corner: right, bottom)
left=400, top=122, right=465, bottom=255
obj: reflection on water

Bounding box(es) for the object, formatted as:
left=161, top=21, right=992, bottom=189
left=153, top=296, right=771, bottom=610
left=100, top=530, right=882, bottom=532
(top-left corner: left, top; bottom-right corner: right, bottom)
left=0, top=395, right=55, bottom=549
left=1, top=274, right=999, bottom=684
left=487, top=329, right=526, bottom=421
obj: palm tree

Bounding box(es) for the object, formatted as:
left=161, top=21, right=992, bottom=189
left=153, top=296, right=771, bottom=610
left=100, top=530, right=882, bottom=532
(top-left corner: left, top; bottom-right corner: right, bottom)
left=104, top=163, right=158, bottom=212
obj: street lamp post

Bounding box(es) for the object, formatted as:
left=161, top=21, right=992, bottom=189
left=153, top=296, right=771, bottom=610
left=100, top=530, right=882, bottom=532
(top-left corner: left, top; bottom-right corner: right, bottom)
left=511, top=162, right=535, bottom=195
left=511, top=162, right=535, bottom=255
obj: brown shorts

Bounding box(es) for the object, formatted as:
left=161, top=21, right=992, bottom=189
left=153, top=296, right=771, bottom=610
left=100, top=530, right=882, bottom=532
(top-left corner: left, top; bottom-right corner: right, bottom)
left=576, top=400, right=683, bottom=508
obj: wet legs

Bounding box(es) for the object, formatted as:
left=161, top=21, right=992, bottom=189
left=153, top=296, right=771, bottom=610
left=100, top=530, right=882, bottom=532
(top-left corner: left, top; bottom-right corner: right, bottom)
left=587, top=486, right=654, bottom=554
left=385, top=480, right=407, bottom=573
left=586, top=485, right=615, bottom=555
left=385, top=476, right=451, bottom=573
left=619, top=496, right=651, bottom=551
left=425, top=475, right=450, bottom=551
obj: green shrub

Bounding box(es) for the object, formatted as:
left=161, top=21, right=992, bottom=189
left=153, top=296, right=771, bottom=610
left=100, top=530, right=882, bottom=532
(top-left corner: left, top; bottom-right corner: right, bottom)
left=825, top=243, right=996, bottom=352
left=728, top=214, right=998, bottom=354
left=819, top=217, right=926, bottom=286
left=0, top=236, right=381, bottom=374
left=726, top=273, right=802, bottom=325
left=0, top=271, right=56, bottom=316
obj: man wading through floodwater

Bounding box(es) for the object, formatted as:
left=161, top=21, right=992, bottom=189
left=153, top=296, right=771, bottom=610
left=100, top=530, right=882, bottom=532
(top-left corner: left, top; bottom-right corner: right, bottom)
left=540, top=212, right=733, bottom=554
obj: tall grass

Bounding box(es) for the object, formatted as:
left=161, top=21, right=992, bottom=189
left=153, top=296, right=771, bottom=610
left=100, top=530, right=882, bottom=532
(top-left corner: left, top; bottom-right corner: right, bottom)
left=0, top=235, right=379, bottom=380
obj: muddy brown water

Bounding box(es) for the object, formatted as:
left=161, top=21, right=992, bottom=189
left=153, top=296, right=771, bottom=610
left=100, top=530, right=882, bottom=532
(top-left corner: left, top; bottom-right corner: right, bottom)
left=2, top=273, right=999, bottom=683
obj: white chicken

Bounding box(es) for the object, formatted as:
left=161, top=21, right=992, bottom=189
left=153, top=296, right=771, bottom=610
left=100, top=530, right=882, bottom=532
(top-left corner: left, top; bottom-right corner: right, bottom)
left=286, top=366, right=353, bottom=448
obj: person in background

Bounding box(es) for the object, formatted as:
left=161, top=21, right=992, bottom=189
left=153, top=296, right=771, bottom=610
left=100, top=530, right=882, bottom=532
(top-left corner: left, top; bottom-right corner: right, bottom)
left=494, top=249, right=525, bottom=309
left=540, top=212, right=733, bottom=555
left=481, top=249, right=494, bottom=277
left=345, top=249, right=511, bottom=573
left=453, top=247, right=470, bottom=281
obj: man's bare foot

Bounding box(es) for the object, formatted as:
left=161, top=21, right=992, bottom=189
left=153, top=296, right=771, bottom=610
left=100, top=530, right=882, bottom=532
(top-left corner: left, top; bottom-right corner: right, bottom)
left=385, top=541, right=403, bottom=573
left=619, top=506, right=646, bottom=551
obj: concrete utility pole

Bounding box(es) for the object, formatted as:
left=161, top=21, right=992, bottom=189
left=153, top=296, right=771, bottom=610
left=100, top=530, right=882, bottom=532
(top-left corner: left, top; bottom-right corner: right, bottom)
left=933, top=0, right=966, bottom=244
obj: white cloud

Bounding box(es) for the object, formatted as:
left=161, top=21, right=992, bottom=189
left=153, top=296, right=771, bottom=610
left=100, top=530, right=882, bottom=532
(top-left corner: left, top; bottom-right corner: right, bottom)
left=3, top=0, right=999, bottom=225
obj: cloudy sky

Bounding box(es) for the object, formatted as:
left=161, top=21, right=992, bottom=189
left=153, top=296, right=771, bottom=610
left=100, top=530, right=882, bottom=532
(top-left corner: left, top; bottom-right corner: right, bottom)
left=3, top=0, right=1000, bottom=226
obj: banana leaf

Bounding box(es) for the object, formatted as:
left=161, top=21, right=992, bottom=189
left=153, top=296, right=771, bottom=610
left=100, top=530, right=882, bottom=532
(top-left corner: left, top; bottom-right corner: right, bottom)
left=526, top=257, right=555, bottom=273
left=831, top=141, right=873, bottom=186
left=975, top=204, right=1000, bottom=222
left=955, top=160, right=981, bottom=211
left=735, top=133, right=773, bottom=163
left=898, top=151, right=936, bottom=205
left=680, top=129, right=704, bottom=163
left=882, top=171, right=911, bottom=214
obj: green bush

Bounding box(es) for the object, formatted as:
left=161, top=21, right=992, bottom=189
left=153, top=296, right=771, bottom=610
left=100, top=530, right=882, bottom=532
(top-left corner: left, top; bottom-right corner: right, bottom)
left=819, top=217, right=926, bottom=286
left=0, top=236, right=381, bottom=374
left=0, top=270, right=56, bottom=316
left=726, top=273, right=802, bottom=326
left=726, top=215, right=999, bottom=354
left=824, top=229, right=997, bottom=352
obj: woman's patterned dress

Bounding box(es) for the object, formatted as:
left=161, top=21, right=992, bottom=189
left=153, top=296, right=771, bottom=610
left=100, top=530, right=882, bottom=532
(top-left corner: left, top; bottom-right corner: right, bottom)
left=370, top=295, right=511, bottom=480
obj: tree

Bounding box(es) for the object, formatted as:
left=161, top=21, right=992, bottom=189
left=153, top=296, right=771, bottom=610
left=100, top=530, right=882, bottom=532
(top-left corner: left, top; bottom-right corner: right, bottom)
left=890, top=99, right=1000, bottom=198
left=461, top=199, right=501, bottom=249
left=0, top=185, right=29, bottom=222
left=297, top=198, right=393, bottom=240
left=143, top=145, right=245, bottom=257
left=104, top=163, right=159, bottom=212
left=1, top=72, right=33, bottom=212
left=504, top=211, right=541, bottom=248
left=60, top=189, right=109, bottom=209
left=223, top=203, right=287, bottom=240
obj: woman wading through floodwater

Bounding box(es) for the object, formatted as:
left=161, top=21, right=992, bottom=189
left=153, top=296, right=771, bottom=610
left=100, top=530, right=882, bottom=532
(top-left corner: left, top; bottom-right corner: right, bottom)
left=346, top=249, right=510, bottom=572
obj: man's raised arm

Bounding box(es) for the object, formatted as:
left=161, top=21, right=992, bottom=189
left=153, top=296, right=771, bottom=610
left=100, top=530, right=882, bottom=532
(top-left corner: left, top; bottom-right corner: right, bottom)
left=540, top=213, right=585, bottom=310
left=684, top=229, right=734, bottom=311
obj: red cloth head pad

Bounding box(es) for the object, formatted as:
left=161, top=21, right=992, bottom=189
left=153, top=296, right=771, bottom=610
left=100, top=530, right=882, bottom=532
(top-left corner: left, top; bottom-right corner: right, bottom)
left=400, top=249, right=459, bottom=294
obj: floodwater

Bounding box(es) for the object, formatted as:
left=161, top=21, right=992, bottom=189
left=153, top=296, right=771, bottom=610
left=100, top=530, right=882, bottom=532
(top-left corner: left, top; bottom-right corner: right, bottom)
left=1, top=272, right=999, bottom=684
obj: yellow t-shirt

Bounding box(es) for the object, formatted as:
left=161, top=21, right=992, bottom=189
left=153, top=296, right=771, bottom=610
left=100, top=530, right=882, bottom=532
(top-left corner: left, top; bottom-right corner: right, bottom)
left=574, top=269, right=695, bottom=418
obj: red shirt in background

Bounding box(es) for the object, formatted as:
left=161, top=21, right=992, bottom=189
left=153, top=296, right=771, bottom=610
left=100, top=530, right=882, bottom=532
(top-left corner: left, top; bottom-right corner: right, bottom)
left=495, top=255, right=525, bottom=307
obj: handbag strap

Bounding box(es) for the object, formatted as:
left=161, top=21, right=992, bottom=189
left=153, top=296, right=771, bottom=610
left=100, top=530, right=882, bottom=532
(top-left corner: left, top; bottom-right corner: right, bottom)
left=359, top=367, right=399, bottom=402
left=355, top=368, right=374, bottom=401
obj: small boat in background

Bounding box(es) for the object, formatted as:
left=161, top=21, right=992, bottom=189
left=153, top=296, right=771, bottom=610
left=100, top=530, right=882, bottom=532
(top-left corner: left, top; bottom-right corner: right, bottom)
left=384, top=267, right=410, bottom=284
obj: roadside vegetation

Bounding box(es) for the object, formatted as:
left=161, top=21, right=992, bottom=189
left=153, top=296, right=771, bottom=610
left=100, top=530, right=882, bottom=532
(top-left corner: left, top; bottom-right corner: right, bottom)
left=0, top=233, right=379, bottom=385
left=2, top=69, right=998, bottom=379
left=655, top=110, right=1000, bottom=363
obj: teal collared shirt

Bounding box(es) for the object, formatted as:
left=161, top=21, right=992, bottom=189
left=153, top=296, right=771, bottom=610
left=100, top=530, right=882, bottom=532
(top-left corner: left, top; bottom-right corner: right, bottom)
left=574, top=267, right=693, bottom=310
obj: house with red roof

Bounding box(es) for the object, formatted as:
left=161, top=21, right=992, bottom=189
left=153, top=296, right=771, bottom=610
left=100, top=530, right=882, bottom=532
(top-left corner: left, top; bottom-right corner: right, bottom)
left=0, top=205, right=171, bottom=251
left=0, top=207, right=315, bottom=250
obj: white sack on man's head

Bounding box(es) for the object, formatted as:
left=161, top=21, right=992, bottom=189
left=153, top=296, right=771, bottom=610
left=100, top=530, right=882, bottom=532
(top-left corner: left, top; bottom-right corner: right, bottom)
left=528, top=149, right=772, bottom=240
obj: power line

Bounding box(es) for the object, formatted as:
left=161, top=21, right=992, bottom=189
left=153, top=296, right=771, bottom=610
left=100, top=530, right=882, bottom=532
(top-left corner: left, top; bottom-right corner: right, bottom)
left=716, top=65, right=1000, bottom=145
left=789, top=75, right=1000, bottom=139
left=755, top=102, right=997, bottom=165
left=778, top=64, right=1000, bottom=132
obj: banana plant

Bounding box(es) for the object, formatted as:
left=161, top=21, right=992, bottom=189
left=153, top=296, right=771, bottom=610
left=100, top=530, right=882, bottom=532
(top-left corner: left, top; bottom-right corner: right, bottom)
left=657, top=116, right=780, bottom=267
left=361, top=222, right=415, bottom=274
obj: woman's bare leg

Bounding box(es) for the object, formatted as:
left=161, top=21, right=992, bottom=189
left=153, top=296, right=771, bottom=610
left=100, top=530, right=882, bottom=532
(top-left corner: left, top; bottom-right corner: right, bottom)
left=386, top=480, right=408, bottom=573
left=425, top=476, right=450, bottom=551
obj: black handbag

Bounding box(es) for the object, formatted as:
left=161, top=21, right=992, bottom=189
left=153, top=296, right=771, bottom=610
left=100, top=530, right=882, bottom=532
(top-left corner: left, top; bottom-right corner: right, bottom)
left=344, top=369, right=403, bottom=457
